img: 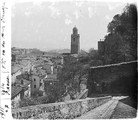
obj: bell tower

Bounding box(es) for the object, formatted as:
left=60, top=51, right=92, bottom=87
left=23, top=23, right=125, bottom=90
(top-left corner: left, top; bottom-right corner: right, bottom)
left=71, top=26, right=80, bottom=54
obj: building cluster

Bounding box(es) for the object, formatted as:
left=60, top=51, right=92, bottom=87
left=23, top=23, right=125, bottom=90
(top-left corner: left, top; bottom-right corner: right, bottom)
left=12, top=47, right=40, bottom=55
left=11, top=26, right=86, bottom=108
left=11, top=48, right=63, bottom=108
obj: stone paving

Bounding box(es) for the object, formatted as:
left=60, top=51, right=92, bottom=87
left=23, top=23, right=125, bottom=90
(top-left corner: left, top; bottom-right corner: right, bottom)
left=76, top=96, right=137, bottom=119
left=111, top=101, right=137, bottom=119
left=77, top=99, right=118, bottom=119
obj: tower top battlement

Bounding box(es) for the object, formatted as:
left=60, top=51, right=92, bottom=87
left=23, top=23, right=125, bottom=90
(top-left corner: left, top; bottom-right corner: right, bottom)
left=73, top=26, right=78, bottom=34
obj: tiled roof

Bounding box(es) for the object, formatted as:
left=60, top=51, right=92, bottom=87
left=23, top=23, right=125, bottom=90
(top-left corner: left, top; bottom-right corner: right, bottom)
left=39, top=74, right=47, bottom=79
left=44, top=74, right=58, bottom=81
left=11, top=65, right=22, bottom=74
left=15, top=78, right=31, bottom=87
left=20, top=62, right=28, bottom=67
left=17, top=57, right=30, bottom=60
left=11, top=86, right=22, bottom=99
left=34, top=62, right=53, bottom=68
left=34, top=64, right=44, bottom=68
left=47, top=74, right=57, bottom=79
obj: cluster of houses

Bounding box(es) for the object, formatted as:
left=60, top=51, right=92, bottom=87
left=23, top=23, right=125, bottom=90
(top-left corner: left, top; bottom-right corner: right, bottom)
left=11, top=27, right=88, bottom=108
left=11, top=51, right=63, bottom=108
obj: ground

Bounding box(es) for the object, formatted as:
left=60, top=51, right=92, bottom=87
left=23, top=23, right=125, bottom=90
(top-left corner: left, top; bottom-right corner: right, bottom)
left=77, top=96, right=137, bottom=119
left=111, top=96, right=137, bottom=119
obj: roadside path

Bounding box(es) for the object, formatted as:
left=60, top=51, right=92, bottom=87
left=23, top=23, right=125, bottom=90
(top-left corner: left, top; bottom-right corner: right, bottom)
left=77, top=99, right=118, bottom=119
left=77, top=96, right=137, bottom=119
left=111, top=101, right=137, bottom=119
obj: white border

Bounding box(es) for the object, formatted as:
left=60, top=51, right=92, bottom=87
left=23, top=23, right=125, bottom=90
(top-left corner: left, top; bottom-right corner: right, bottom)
left=0, top=0, right=137, bottom=119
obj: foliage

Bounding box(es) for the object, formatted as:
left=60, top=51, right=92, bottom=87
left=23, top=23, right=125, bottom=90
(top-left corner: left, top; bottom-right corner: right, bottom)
left=44, top=81, right=66, bottom=102
left=78, top=49, right=88, bottom=57
left=31, top=90, right=43, bottom=97
left=19, top=94, right=53, bottom=107
left=105, top=4, right=137, bottom=64
left=57, top=55, right=89, bottom=99
left=19, top=97, right=40, bottom=107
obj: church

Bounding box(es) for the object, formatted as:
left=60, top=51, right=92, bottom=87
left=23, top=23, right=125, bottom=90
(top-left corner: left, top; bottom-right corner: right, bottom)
left=62, top=26, right=80, bottom=57
left=71, top=26, right=80, bottom=54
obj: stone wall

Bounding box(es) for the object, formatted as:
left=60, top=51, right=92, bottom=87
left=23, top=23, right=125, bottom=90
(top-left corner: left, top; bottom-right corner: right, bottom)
left=12, top=96, right=112, bottom=119
left=98, top=41, right=105, bottom=55
left=87, top=61, right=137, bottom=96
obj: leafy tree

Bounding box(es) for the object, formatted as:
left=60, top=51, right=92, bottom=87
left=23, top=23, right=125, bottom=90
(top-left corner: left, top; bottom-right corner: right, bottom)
left=19, top=97, right=40, bottom=107
left=104, top=3, right=137, bottom=64
left=44, top=81, right=66, bottom=102
left=88, top=48, right=99, bottom=59
left=57, top=55, right=89, bottom=99
left=107, top=14, right=121, bottom=34
left=31, top=90, right=43, bottom=97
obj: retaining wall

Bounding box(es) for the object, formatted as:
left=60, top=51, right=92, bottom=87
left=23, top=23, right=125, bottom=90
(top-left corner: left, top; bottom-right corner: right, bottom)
left=12, top=96, right=112, bottom=119
left=87, top=61, right=137, bottom=95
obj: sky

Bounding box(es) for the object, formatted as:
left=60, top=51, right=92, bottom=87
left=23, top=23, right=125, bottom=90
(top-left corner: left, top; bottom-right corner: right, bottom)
left=11, top=0, right=130, bottom=51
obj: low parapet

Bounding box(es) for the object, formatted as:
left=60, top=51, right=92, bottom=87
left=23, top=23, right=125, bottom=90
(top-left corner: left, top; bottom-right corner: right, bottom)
left=90, top=60, right=137, bottom=69
left=12, top=96, right=112, bottom=119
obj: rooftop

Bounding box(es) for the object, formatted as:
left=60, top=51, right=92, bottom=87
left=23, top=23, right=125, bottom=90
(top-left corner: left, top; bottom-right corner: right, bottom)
left=11, top=86, right=22, bottom=99
left=44, top=74, right=58, bottom=81
left=15, top=78, right=31, bottom=87
left=34, top=64, right=44, bottom=68
left=12, top=65, right=22, bottom=75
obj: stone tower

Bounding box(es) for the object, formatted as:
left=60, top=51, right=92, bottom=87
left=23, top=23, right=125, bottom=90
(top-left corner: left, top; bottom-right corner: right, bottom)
left=98, top=40, right=105, bottom=55
left=71, top=26, right=80, bottom=54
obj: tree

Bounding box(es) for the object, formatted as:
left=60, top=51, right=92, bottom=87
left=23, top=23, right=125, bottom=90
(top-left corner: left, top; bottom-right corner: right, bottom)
left=44, top=81, right=66, bottom=103
left=88, top=48, right=99, bottom=59
left=105, top=3, right=137, bottom=63
left=57, top=55, right=89, bottom=99
left=107, top=14, right=121, bottom=34
left=19, top=97, right=40, bottom=107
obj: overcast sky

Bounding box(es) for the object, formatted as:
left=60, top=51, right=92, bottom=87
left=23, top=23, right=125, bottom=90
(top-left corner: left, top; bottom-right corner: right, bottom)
left=12, top=0, right=128, bottom=51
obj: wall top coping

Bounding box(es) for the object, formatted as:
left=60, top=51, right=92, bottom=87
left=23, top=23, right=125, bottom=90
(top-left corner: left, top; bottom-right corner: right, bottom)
left=12, top=96, right=112, bottom=113
left=90, top=60, right=137, bottom=69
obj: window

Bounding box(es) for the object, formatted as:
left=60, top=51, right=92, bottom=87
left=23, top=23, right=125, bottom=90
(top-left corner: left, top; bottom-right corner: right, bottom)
left=21, top=80, right=23, bottom=84
left=34, top=78, right=36, bottom=81
left=73, top=38, right=75, bottom=42
left=40, top=83, right=42, bottom=86
left=34, top=85, right=36, bottom=88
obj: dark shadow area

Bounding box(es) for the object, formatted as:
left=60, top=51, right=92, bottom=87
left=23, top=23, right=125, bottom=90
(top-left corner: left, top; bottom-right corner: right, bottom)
left=119, top=96, right=137, bottom=109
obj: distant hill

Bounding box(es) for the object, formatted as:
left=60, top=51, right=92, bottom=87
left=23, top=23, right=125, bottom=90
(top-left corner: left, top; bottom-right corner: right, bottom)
left=12, top=47, right=71, bottom=57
